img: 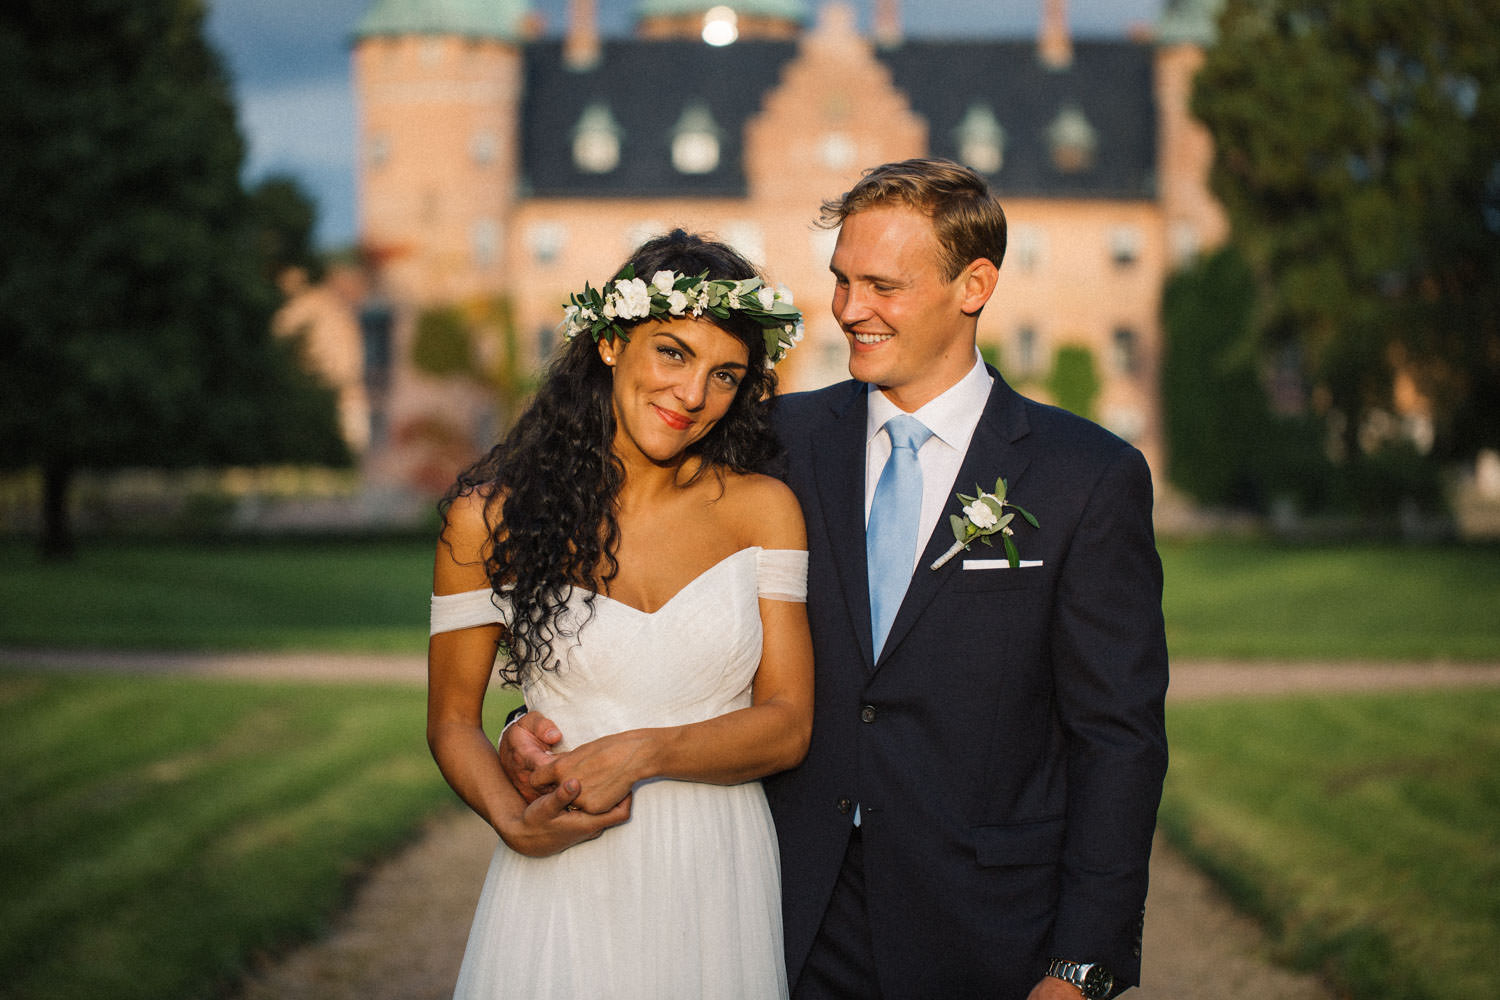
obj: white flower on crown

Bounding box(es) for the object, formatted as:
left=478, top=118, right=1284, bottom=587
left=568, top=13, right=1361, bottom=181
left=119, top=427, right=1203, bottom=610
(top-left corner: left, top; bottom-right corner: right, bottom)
left=601, top=298, right=618, bottom=319
left=613, top=277, right=651, bottom=319
left=667, top=289, right=690, bottom=314
left=775, top=284, right=794, bottom=305
left=651, top=270, right=677, bottom=295
left=756, top=287, right=776, bottom=311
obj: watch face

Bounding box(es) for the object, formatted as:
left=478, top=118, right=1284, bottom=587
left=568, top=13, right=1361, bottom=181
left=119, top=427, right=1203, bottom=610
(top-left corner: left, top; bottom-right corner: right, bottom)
left=1082, top=965, right=1115, bottom=998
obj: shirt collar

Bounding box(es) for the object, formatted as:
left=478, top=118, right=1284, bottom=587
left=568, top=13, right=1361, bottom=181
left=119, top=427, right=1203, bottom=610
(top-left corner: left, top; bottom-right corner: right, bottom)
left=866, top=350, right=994, bottom=449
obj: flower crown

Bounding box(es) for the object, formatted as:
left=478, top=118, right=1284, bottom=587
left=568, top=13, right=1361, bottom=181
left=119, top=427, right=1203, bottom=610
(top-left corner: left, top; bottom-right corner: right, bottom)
left=561, top=265, right=804, bottom=366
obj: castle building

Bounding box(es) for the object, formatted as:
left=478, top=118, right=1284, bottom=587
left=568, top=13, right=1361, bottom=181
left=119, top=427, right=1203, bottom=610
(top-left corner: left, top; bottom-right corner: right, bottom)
left=345, top=0, right=1226, bottom=491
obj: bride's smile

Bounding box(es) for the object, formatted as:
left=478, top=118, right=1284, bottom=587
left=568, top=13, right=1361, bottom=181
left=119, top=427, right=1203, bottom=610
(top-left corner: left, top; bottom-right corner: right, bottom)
left=603, top=318, right=750, bottom=466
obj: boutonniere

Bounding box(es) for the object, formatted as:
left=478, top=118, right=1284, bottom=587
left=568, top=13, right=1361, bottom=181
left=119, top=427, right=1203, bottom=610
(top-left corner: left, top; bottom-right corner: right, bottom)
left=930, top=477, right=1039, bottom=570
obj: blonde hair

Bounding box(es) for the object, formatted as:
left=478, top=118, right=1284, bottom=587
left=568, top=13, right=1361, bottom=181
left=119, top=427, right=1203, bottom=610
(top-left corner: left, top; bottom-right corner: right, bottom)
left=818, top=158, right=1008, bottom=281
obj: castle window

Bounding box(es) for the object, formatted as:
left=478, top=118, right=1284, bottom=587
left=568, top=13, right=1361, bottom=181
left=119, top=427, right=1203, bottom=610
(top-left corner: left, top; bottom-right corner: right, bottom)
left=471, top=131, right=497, bottom=166
left=702, top=6, right=739, bottom=46
left=671, top=103, right=721, bottom=175
left=1110, top=225, right=1141, bottom=267
left=573, top=102, right=622, bottom=174
left=472, top=218, right=499, bottom=269
left=527, top=222, right=567, bottom=266
left=1013, top=325, right=1043, bottom=377
left=820, top=132, right=856, bottom=170
left=1047, top=103, right=1096, bottom=173
left=1011, top=223, right=1044, bottom=272
left=954, top=104, right=1005, bottom=176
left=722, top=221, right=765, bottom=268
left=1170, top=221, right=1200, bottom=265
left=1112, top=327, right=1140, bottom=376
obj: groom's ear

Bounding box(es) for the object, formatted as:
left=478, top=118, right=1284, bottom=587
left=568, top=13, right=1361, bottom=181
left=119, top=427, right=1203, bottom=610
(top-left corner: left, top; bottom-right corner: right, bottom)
left=959, top=258, right=1000, bottom=316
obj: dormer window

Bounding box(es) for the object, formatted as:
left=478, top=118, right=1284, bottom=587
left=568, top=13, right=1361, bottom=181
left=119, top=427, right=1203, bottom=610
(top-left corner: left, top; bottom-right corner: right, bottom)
left=671, top=103, right=721, bottom=175
left=954, top=104, right=1005, bottom=175
left=1048, top=103, right=1096, bottom=173
left=573, top=102, right=622, bottom=174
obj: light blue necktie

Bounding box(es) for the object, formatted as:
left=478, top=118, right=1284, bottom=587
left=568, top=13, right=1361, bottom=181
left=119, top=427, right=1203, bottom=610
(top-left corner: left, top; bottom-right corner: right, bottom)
left=867, top=414, right=932, bottom=658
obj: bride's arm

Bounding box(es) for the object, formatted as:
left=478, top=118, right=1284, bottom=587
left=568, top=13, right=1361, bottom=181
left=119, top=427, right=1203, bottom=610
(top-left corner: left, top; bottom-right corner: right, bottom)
left=534, top=478, right=813, bottom=814
left=428, top=492, right=630, bottom=855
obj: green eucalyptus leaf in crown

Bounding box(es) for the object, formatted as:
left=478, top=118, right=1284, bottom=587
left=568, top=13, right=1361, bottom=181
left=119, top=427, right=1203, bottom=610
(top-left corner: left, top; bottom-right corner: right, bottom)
left=560, top=265, right=805, bottom=367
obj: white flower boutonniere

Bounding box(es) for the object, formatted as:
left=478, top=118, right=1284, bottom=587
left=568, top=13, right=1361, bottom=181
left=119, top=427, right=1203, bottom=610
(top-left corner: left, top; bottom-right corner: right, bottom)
left=930, top=477, right=1039, bottom=570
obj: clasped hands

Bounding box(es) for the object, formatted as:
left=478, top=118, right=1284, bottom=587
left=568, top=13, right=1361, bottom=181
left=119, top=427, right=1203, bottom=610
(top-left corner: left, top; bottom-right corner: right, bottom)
left=498, top=712, right=643, bottom=855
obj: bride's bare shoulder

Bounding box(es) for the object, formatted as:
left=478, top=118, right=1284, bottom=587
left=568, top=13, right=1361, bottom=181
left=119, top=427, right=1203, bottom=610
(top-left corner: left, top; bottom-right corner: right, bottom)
left=434, top=488, right=501, bottom=593
left=719, top=472, right=805, bottom=550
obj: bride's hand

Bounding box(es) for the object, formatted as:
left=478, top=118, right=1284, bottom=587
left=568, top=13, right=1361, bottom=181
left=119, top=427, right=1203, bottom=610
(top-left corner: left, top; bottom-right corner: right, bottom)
left=532, top=731, right=655, bottom=815
left=499, top=778, right=632, bottom=857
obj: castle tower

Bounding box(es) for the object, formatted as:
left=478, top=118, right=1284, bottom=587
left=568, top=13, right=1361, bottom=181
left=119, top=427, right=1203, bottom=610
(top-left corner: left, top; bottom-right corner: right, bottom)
left=352, top=0, right=531, bottom=305
left=1154, top=0, right=1229, bottom=267
left=635, top=0, right=808, bottom=42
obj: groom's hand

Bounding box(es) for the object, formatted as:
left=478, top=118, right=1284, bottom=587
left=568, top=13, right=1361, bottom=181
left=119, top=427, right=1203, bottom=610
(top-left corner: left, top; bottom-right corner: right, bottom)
left=1027, top=977, right=1086, bottom=1000
left=498, top=711, right=564, bottom=803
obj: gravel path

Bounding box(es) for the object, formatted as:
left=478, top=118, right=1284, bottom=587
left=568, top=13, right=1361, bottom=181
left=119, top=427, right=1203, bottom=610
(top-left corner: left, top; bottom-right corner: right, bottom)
left=10, top=650, right=1499, bottom=998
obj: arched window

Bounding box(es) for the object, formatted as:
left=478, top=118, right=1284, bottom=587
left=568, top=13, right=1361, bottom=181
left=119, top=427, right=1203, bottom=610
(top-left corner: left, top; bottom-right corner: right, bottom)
left=671, top=103, right=721, bottom=175
left=1112, top=327, right=1140, bottom=376
left=573, top=102, right=622, bottom=174
left=954, top=104, right=1005, bottom=175
left=1048, top=103, right=1096, bottom=173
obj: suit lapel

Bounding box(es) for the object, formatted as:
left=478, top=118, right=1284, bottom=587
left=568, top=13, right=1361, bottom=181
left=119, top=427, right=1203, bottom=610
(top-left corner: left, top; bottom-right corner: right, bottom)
left=808, top=384, right=879, bottom=669
left=874, top=372, right=1032, bottom=672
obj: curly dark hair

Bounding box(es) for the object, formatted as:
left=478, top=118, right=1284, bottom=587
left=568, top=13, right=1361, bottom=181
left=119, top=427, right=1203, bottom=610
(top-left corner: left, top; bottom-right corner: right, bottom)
left=439, top=230, right=782, bottom=684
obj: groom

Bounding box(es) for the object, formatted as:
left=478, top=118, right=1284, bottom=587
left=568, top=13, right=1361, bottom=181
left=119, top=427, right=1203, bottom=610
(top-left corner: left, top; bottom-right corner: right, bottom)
left=505, top=158, right=1168, bottom=999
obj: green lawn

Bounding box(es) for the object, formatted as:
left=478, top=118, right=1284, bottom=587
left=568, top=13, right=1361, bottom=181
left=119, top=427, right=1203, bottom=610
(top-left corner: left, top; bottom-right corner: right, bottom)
left=3, top=536, right=1498, bottom=660
left=2, top=535, right=1498, bottom=1000
left=1159, top=538, right=1500, bottom=661
left=0, top=669, right=520, bottom=1000
left=0, top=538, right=432, bottom=652
left=1163, top=689, right=1500, bottom=1000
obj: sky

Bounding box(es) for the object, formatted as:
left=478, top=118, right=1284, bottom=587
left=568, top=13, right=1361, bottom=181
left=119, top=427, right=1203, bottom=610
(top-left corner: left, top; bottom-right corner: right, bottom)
left=204, top=0, right=1167, bottom=249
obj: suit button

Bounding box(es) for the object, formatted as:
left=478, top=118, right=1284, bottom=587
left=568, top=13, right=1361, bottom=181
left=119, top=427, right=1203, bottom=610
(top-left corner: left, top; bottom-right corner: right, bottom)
left=859, top=705, right=877, bottom=723
left=837, top=797, right=853, bottom=815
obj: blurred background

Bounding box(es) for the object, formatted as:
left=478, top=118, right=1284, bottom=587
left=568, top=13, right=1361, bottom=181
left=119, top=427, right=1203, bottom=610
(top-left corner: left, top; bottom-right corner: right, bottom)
left=2, top=2, right=1498, bottom=999
left=8, top=0, right=1496, bottom=551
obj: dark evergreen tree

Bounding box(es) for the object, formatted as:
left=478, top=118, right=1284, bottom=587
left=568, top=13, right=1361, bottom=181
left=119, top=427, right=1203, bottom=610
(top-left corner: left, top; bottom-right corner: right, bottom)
left=1161, top=245, right=1326, bottom=510
left=0, top=0, right=348, bottom=556
left=1193, top=0, right=1500, bottom=468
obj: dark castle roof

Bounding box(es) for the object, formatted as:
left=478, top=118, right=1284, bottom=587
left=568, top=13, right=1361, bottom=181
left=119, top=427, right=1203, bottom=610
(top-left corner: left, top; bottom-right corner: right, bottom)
left=521, top=40, right=799, bottom=197
left=877, top=40, right=1158, bottom=200
left=519, top=37, right=1157, bottom=200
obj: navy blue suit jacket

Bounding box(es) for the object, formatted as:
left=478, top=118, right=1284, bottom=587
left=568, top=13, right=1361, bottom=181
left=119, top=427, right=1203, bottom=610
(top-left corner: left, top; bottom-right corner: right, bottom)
left=765, top=371, right=1168, bottom=998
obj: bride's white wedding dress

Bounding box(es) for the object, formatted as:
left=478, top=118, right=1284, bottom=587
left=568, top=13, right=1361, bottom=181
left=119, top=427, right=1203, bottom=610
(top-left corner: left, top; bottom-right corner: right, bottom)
left=429, top=546, right=807, bottom=1000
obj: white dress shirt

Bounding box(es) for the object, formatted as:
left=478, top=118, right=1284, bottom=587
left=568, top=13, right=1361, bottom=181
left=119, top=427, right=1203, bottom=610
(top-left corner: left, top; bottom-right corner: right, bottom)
left=864, top=351, right=995, bottom=575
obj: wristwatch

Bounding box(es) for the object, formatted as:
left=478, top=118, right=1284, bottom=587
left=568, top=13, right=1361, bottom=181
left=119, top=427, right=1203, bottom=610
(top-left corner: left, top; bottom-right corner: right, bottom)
left=1045, top=958, right=1115, bottom=999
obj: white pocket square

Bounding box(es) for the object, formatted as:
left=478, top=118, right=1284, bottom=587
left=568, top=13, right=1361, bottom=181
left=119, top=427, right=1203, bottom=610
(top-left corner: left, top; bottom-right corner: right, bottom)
left=962, top=559, right=1044, bottom=570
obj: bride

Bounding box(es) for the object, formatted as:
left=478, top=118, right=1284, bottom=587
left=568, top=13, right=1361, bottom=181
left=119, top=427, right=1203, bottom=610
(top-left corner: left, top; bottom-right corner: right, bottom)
left=426, top=231, right=813, bottom=999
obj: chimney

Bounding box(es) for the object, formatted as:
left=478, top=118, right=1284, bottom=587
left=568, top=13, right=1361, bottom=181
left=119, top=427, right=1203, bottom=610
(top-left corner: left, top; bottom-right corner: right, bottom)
left=565, top=0, right=600, bottom=70
left=874, top=0, right=902, bottom=48
left=1039, top=0, right=1072, bottom=70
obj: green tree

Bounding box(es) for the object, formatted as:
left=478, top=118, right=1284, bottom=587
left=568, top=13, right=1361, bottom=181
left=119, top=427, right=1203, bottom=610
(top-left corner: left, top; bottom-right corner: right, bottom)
left=1046, top=344, right=1101, bottom=421
left=248, top=175, right=323, bottom=284
left=1161, top=245, right=1327, bottom=510
left=0, top=0, right=348, bottom=557
left=1193, top=0, right=1500, bottom=466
